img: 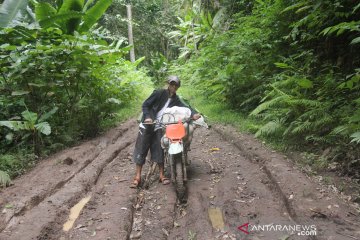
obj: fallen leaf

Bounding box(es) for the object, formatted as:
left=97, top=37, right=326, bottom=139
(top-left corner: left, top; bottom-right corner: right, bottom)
left=211, top=148, right=220, bottom=151
left=208, top=208, right=225, bottom=230
left=162, top=228, right=169, bottom=236
left=4, top=204, right=13, bottom=209
left=130, top=232, right=142, bottom=239
left=74, top=224, right=84, bottom=229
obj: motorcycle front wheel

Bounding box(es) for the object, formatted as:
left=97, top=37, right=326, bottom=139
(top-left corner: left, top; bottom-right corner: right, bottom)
left=172, top=153, right=186, bottom=202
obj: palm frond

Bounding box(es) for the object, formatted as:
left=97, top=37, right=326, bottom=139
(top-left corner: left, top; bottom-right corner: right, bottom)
left=313, top=115, right=333, bottom=128
left=255, top=119, right=285, bottom=137
left=350, top=132, right=360, bottom=144
left=250, top=95, right=290, bottom=116
left=330, top=125, right=349, bottom=136
left=296, top=108, right=326, bottom=121
left=290, top=120, right=312, bottom=134
left=288, top=98, right=322, bottom=108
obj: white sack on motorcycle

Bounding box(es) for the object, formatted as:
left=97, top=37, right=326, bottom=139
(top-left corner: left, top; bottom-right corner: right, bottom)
left=161, top=106, right=191, bottom=123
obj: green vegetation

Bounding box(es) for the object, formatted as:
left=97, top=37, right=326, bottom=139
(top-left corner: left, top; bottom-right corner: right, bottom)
left=178, top=87, right=259, bottom=134
left=171, top=0, right=360, bottom=177
left=100, top=84, right=153, bottom=130
left=0, top=0, right=151, bottom=183
left=1, top=0, right=359, bottom=184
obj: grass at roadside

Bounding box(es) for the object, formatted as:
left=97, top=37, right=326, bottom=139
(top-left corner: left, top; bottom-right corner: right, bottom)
left=178, top=87, right=261, bottom=134
left=179, top=87, right=360, bottom=201
left=178, top=86, right=290, bottom=153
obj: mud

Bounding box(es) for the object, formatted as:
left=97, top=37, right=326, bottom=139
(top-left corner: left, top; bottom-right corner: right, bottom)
left=0, top=119, right=359, bottom=240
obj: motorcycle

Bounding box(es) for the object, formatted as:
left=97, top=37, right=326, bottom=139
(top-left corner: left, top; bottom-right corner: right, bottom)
left=159, top=107, right=208, bottom=202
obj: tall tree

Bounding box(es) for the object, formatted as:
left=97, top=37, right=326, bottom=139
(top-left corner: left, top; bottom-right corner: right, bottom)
left=99, top=0, right=183, bottom=64
left=126, top=1, right=135, bottom=62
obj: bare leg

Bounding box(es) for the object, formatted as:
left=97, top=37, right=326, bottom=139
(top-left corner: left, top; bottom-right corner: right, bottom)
left=158, top=163, right=165, bottom=179
left=130, top=164, right=142, bottom=188
left=135, top=164, right=142, bottom=181
left=158, top=163, right=170, bottom=185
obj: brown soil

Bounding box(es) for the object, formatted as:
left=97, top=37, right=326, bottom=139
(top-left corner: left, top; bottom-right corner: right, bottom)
left=0, top=119, right=359, bottom=240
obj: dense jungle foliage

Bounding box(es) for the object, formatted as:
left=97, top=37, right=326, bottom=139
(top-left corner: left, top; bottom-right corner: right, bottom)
left=169, top=0, right=360, bottom=178
left=0, top=0, right=151, bottom=183
left=1, top=0, right=359, bottom=185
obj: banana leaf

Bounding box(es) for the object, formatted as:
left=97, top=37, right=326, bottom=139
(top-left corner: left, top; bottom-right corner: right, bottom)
left=0, top=0, right=28, bottom=28
left=35, top=2, right=57, bottom=21
left=38, top=11, right=84, bottom=29
left=58, top=0, right=84, bottom=13
left=78, top=0, right=112, bottom=33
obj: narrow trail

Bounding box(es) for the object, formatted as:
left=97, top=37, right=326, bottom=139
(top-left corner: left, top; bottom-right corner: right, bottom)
left=0, top=119, right=359, bottom=240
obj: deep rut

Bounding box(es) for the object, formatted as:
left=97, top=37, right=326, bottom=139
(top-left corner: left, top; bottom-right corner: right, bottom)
left=0, top=120, right=137, bottom=240
left=0, top=119, right=359, bottom=240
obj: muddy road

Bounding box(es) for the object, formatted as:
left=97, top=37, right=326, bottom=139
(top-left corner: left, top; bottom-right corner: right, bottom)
left=1, top=119, right=359, bottom=240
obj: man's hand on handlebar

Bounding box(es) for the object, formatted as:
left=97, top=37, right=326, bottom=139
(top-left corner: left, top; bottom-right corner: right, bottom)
left=144, top=118, right=153, bottom=124
left=192, top=114, right=201, bottom=120
left=143, top=114, right=201, bottom=124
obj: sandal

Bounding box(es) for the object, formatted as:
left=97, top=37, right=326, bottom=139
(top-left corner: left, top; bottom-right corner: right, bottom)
left=130, top=178, right=141, bottom=188
left=159, top=177, right=170, bottom=185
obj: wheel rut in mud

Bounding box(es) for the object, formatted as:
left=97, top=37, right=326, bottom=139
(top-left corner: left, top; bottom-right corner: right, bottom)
left=0, top=119, right=359, bottom=240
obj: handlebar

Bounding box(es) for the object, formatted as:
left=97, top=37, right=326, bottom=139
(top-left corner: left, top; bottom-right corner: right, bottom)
left=141, top=112, right=208, bottom=128
left=142, top=118, right=192, bottom=125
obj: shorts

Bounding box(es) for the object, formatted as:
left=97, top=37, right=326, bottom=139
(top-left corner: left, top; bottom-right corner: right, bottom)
left=133, top=124, right=164, bottom=165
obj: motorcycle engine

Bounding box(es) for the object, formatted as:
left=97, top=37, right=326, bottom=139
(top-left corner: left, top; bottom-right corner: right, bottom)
left=161, top=136, right=170, bottom=149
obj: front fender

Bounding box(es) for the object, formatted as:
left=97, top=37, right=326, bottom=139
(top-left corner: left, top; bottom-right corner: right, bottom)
left=168, top=142, right=183, bottom=155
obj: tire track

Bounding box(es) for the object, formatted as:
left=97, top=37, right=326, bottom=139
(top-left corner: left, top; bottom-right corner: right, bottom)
left=0, top=120, right=136, bottom=240
left=212, top=125, right=360, bottom=239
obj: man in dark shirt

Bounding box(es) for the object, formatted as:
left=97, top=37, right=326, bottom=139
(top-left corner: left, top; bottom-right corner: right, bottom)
left=131, top=76, right=201, bottom=188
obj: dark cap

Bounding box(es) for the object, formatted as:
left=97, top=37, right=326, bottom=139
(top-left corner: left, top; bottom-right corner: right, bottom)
left=167, top=75, right=181, bottom=86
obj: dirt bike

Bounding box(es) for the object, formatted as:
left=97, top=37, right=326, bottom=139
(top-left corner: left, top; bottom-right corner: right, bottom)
left=159, top=110, right=208, bottom=202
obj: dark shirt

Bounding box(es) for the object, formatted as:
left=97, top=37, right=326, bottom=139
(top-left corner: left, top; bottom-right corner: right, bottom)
left=142, top=89, right=197, bottom=121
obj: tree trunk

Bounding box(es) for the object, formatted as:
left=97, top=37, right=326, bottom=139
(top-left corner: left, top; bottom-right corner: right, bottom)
left=126, top=4, right=135, bottom=62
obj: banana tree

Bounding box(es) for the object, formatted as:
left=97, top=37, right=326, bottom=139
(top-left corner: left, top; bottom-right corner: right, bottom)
left=168, top=9, right=213, bottom=59
left=0, top=0, right=29, bottom=28
left=34, top=0, right=113, bottom=34
left=0, top=0, right=112, bottom=34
